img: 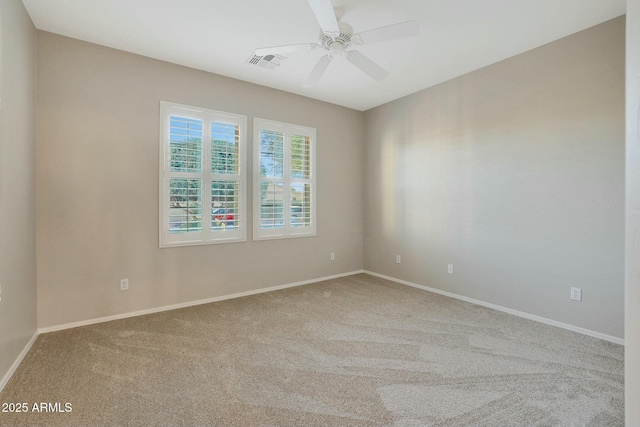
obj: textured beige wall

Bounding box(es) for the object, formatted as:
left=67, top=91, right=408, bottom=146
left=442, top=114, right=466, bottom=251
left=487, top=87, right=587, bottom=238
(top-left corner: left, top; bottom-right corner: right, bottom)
left=36, top=33, right=364, bottom=328
left=363, top=17, right=625, bottom=338
left=0, top=0, right=37, bottom=381
left=626, top=3, right=640, bottom=424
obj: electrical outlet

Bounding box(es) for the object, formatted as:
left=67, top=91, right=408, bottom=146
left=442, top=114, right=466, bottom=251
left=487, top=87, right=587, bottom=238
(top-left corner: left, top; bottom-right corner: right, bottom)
left=396, top=255, right=401, bottom=264
left=330, top=252, right=335, bottom=261
left=120, top=279, right=129, bottom=291
left=448, top=264, right=454, bottom=274
left=570, top=287, right=582, bottom=301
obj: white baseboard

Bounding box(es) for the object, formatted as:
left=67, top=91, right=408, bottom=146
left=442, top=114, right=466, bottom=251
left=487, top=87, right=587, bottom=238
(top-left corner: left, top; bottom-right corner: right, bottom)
left=38, top=270, right=366, bottom=334
left=364, top=270, right=624, bottom=346
left=0, top=332, right=38, bottom=393
left=4, top=269, right=621, bottom=393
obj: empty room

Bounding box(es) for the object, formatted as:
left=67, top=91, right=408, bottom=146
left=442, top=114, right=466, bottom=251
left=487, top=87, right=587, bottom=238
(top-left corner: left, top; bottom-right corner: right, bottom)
left=1, top=0, right=639, bottom=426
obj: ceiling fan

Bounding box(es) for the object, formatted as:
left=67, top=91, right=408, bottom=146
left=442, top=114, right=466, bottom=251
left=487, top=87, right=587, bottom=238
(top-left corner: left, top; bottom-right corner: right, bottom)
left=254, top=0, right=419, bottom=86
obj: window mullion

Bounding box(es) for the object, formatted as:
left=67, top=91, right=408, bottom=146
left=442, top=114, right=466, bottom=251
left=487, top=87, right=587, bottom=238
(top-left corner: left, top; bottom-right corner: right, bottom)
left=168, top=171, right=202, bottom=179
left=259, top=177, right=283, bottom=183
left=202, top=117, right=212, bottom=241
left=284, top=127, right=291, bottom=235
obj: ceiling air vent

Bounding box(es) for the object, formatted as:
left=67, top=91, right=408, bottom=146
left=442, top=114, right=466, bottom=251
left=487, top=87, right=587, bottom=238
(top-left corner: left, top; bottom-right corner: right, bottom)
left=247, top=54, right=285, bottom=70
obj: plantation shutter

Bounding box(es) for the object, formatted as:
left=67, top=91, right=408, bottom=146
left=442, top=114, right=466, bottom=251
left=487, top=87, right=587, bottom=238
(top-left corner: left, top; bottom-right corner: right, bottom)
left=160, top=102, right=246, bottom=247
left=254, top=118, right=316, bottom=240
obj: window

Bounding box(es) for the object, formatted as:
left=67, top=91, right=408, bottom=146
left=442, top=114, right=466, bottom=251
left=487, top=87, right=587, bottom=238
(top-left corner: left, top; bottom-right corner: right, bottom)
left=160, top=102, right=246, bottom=247
left=254, top=118, right=316, bottom=240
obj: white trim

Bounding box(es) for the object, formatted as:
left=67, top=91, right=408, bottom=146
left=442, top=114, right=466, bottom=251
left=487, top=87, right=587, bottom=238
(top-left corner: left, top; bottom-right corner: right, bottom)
left=38, top=270, right=365, bottom=334
left=6, top=269, right=621, bottom=393
left=364, top=270, right=625, bottom=345
left=0, top=332, right=38, bottom=393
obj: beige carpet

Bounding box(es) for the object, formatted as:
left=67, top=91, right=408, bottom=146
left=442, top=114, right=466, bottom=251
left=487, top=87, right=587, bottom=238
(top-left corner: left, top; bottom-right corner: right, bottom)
left=0, top=274, right=624, bottom=426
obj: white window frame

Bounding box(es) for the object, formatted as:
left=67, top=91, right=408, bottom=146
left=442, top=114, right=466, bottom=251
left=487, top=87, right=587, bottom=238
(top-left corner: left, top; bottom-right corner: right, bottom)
left=253, top=118, right=316, bottom=240
left=159, top=101, right=247, bottom=247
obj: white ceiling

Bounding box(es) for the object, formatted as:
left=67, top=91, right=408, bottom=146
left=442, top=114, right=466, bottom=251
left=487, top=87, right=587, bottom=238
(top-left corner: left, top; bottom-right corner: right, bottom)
left=22, top=0, right=625, bottom=111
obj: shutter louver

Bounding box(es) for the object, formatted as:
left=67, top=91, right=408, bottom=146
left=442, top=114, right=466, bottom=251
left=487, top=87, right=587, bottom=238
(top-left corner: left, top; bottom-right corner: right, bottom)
left=290, top=134, right=312, bottom=228
left=260, top=130, right=284, bottom=178
left=169, top=178, right=202, bottom=234
left=260, top=182, right=285, bottom=229
left=168, top=115, right=204, bottom=235
left=290, top=134, right=310, bottom=179
left=211, top=121, right=242, bottom=233
left=259, top=128, right=286, bottom=230
left=169, top=116, right=202, bottom=173
left=211, top=180, right=240, bottom=231
left=211, top=122, right=239, bottom=175
left=290, top=183, right=311, bottom=227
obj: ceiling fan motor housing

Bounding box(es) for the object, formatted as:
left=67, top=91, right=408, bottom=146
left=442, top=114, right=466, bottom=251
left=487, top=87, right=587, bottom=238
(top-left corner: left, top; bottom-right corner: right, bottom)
left=321, top=21, right=353, bottom=54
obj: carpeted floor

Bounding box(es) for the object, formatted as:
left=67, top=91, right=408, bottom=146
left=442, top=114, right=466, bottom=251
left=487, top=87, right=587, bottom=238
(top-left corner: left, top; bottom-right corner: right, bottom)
left=0, top=274, right=624, bottom=426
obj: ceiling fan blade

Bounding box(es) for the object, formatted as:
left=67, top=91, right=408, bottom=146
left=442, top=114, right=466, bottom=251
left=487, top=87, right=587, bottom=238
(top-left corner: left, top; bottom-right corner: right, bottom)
left=355, top=21, right=419, bottom=45
left=346, top=50, right=389, bottom=81
left=303, top=55, right=333, bottom=87
left=255, top=43, right=320, bottom=56
left=307, top=0, right=340, bottom=34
